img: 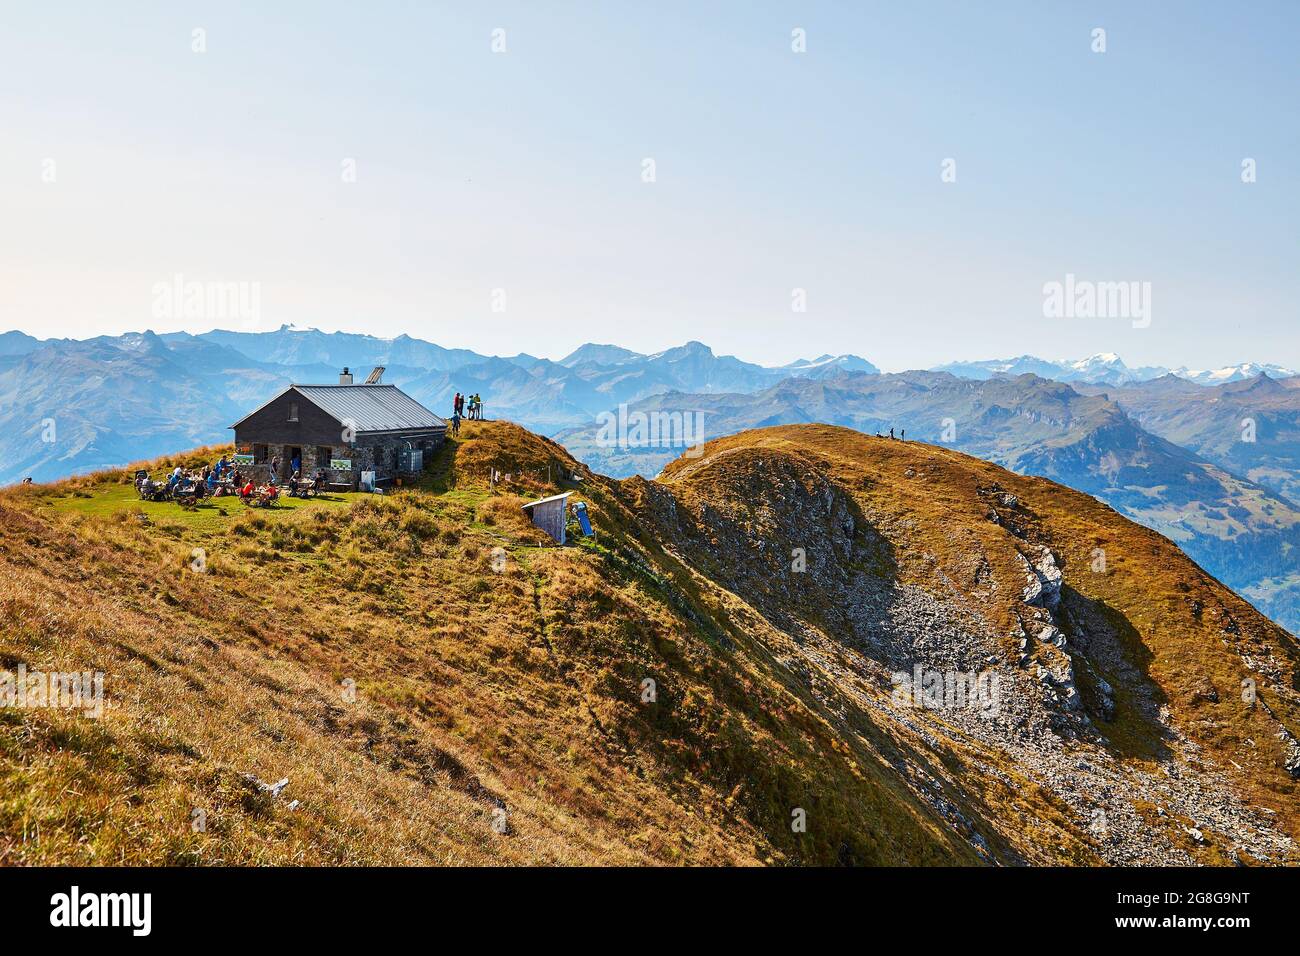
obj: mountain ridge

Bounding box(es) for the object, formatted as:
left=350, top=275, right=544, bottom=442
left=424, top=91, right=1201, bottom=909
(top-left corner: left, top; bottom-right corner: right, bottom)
left=3, top=420, right=1297, bottom=865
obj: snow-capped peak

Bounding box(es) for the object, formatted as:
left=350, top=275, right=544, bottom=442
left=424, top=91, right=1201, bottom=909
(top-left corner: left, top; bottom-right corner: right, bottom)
left=1171, top=362, right=1298, bottom=385
left=1071, top=352, right=1123, bottom=368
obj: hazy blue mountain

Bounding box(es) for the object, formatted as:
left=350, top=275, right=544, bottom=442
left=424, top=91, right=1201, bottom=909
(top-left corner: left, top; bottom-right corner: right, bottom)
left=0, top=329, right=886, bottom=478
left=559, top=343, right=644, bottom=367
left=1071, top=372, right=1300, bottom=505
left=9, top=328, right=1294, bottom=484
left=406, top=341, right=881, bottom=427
left=777, top=353, right=879, bottom=375
left=560, top=341, right=877, bottom=383
left=402, top=357, right=619, bottom=431
left=0, top=330, right=46, bottom=356
left=1169, top=362, right=1298, bottom=384
left=187, top=325, right=490, bottom=372
left=0, top=332, right=293, bottom=484
left=934, top=353, right=1297, bottom=387
left=933, top=353, right=1170, bottom=385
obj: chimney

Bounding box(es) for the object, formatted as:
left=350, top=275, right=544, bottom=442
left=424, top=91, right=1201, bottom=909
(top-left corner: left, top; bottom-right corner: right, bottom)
left=339, top=367, right=353, bottom=385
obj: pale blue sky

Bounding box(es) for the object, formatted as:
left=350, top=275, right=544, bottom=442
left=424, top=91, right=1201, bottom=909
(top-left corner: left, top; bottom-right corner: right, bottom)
left=1, top=1, right=1295, bottom=370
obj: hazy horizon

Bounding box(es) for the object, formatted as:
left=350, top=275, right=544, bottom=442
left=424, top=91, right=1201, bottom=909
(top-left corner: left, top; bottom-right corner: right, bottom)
left=4, top=321, right=1296, bottom=377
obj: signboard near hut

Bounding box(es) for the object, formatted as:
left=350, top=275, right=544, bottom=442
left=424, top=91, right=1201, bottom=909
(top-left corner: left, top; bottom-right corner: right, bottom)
left=330, top=459, right=352, bottom=471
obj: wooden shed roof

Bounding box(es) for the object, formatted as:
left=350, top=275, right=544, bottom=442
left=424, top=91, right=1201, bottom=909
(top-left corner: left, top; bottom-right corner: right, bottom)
left=521, top=492, right=572, bottom=510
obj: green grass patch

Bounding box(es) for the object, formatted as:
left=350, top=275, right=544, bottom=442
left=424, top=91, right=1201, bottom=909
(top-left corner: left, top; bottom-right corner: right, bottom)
left=44, top=483, right=365, bottom=539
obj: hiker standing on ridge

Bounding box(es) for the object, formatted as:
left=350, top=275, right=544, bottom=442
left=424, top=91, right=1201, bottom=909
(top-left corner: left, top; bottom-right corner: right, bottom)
left=889, top=427, right=895, bottom=440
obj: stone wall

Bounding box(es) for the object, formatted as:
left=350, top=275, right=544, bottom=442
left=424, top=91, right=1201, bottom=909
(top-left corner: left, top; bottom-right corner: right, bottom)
left=230, top=431, right=444, bottom=489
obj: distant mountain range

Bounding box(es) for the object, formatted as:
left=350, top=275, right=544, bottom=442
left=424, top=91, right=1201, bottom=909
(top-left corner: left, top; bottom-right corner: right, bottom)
left=2, top=326, right=1294, bottom=485
left=933, top=353, right=1297, bottom=386
left=1071, top=373, right=1300, bottom=504
left=0, top=331, right=297, bottom=488
left=0, top=327, right=876, bottom=484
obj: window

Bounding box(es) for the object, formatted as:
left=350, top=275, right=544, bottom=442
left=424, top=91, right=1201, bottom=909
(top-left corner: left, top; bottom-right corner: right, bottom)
left=317, top=446, right=334, bottom=468
left=288, top=402, right=299, bottom=422
left=253, top=444, right=269, bottom=463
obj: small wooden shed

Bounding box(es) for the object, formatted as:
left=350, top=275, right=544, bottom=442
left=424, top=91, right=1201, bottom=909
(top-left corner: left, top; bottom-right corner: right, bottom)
left=521, top=492, right=571, bottom=544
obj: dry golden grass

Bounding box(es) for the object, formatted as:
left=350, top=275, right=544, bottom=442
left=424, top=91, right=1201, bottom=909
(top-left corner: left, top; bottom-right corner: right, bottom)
left=0, top=422, right=978, bottom=865
left=661, top=426, right=1300, bottom=843
left=3, top=420, right=1294, bottom=866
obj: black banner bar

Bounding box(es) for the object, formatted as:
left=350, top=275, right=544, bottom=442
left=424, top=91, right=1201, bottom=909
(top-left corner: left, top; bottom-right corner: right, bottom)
left=1, top=865, right=1290, bottom=942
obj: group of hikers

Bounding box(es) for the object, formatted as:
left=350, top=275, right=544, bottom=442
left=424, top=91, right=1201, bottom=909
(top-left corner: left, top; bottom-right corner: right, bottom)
left=449, top=392, right=483, bottom=435
left=137, top=463, right=237, bottom=504
left=248, top=453, right=329, bottom=499
left=876, top=427, right=906, bottom=440
left=202, top=455, right=243, bottom=494
left=136, top=452, right=326, bottom=507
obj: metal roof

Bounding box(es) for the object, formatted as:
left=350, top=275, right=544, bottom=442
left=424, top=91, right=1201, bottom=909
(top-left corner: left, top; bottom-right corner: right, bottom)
left=521, top=492, right=572, bottom=510
left=293, top=384, right=445, bottom=433
left=231, top=384, right=445, bottom=433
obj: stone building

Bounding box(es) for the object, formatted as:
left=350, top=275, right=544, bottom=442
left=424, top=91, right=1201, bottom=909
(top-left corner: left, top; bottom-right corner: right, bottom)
left=230, top=368, right=446, bottom=489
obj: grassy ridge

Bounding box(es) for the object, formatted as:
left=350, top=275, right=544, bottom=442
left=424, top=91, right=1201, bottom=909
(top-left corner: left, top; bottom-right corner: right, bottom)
left=0, top=422, right=979, bottom=864
left=662, top=426, right=1300, bottom=837
left=2, top=420, right=1296, bottom=865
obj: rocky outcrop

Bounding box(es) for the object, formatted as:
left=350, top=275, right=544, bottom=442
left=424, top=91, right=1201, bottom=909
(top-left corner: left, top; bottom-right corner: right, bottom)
left=642, top=425, right=1300, bottom=865
left=1019, top=546, right=1062, bottom=610
left=1013, top=547, right=1083, bottom=714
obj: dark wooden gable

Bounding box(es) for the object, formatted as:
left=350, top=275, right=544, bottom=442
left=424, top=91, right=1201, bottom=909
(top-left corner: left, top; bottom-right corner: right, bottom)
left=233, top=387, right=351, bottom=446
